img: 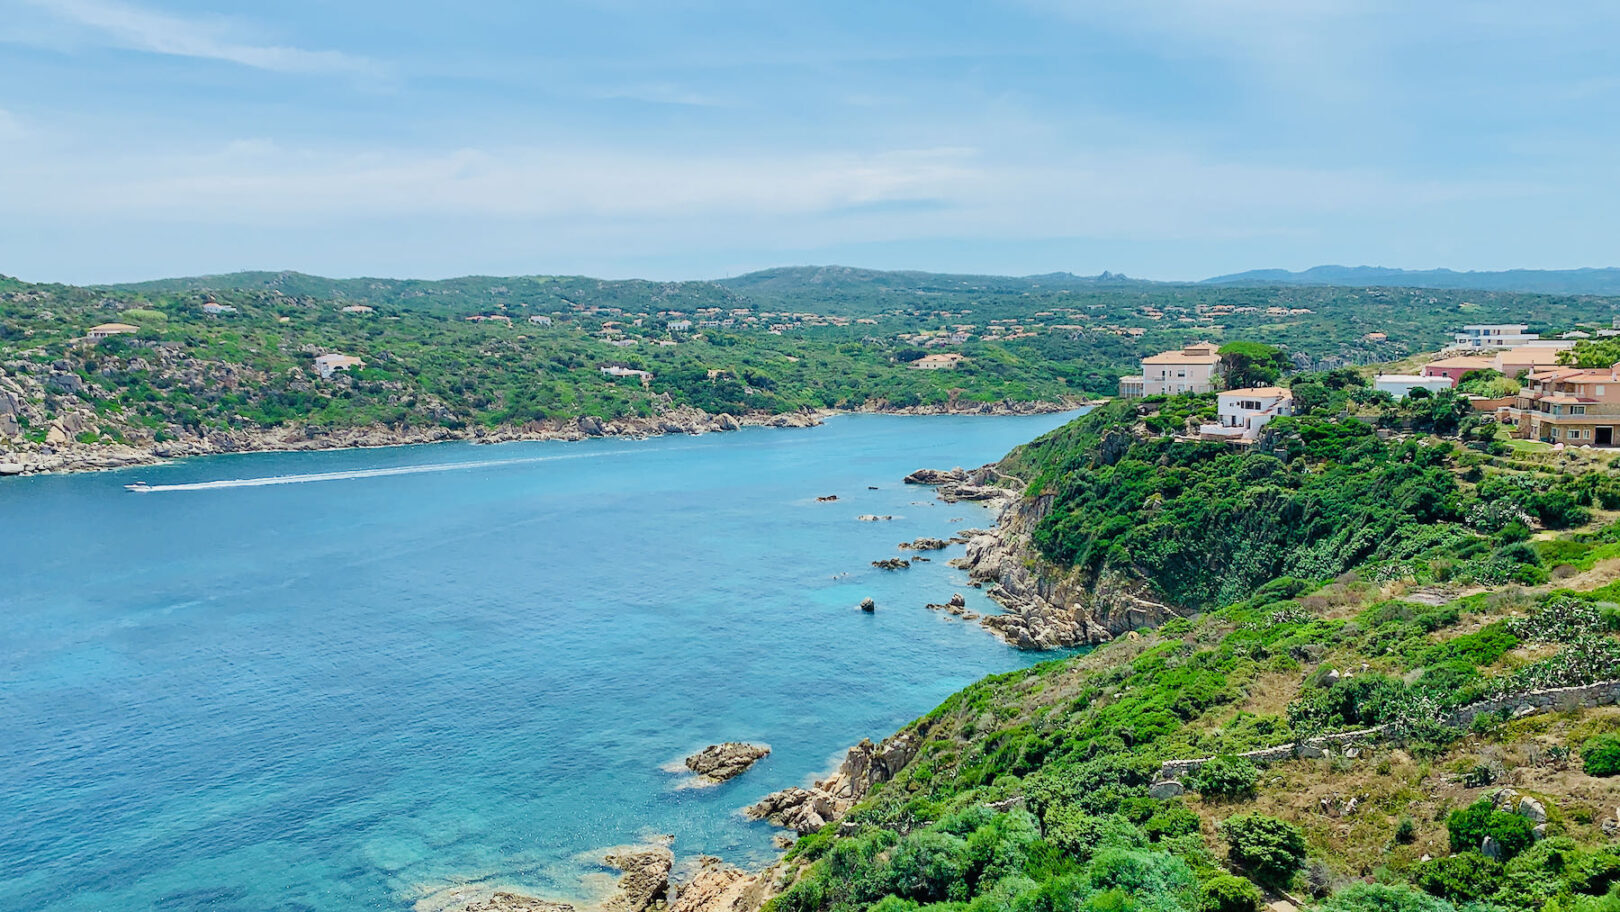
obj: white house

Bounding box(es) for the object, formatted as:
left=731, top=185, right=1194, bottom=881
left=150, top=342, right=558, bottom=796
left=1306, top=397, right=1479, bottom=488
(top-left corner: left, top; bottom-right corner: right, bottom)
left=87, top=322, right=139, bottom=340
left=201, top=302, right=236, bottom=315
left=667, top=319, right=693, bottom=331
left=314, top=353, right=365, bottom=379
left=1374, top=374, right=1454, bottom=398
left=528, top=315, right=553, bottom=325
left=1451, top=324, right=1539, bottom=350
left=1118, top=343, right=1223, bottom=397
left=1200, top=387, right=1294, bottom=442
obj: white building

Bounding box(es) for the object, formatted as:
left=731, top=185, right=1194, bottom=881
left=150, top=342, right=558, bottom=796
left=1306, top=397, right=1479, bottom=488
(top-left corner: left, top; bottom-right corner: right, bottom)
left=314, top=353, right=365, bottom=379
left=1452, top=324, right=1539, bottom=350
left=1374, top=374, right=1455, bottom=398
left=1118, top=343, right=1223, bottom=397
left=87, top=322, right=139, bottom=340
left=667, top=319, right=692, bottom=331
left=528, top=315, right=552, bottom=325
left=1200, top=387, right=1294, bottom=442
left=201, top=302, right=236, bottom=315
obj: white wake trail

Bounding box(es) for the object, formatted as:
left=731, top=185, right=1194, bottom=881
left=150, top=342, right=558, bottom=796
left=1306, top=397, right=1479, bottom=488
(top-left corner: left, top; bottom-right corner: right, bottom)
left=128, top=453, right=592, bottom=492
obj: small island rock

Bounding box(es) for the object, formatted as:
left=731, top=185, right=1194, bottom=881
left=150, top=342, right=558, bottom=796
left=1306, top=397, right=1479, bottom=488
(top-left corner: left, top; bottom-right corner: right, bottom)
left=685, top=742, right=771, bottom=782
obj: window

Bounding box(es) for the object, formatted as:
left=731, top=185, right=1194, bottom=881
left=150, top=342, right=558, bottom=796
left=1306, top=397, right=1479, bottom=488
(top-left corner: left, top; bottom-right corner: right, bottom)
left=1568, top=429, right=1583, bottom=439
left=1572, top=406, right=1587, bottom=415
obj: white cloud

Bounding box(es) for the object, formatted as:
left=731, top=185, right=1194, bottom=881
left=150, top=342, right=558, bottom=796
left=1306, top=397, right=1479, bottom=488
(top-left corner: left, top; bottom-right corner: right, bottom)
left=20, top=0, right=382, bottom=77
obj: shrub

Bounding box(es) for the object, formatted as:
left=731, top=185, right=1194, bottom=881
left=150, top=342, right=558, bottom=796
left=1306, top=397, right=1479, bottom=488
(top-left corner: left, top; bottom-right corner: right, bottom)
left=1445, top=798, right=1535, bottom=862
left=1394, top=815, right=1417, bottom=845
left=1200, top=874, right=1262, bottom=912
left=1415, top=852, right=1503, bottom=901
left=1144, top=803, right=1203, bottom=841
left=1043, top=808, right=1146, bottom=862
left=1191, top=755, right=1259, bottom=799
left=1219, top=813, right=1307, bottom=887
left=883, top=830, right=970, bottom=903
left=1582, top=734, right=1620, bottom=777
left=1087, top=848, right=1197, bottom=907
left=1316, top=883, right=1458, bottom=912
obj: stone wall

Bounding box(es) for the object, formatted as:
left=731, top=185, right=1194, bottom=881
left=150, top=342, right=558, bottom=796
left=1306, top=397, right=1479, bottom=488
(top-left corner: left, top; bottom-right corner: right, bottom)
left=1156, top=679, right=1620, bottom=781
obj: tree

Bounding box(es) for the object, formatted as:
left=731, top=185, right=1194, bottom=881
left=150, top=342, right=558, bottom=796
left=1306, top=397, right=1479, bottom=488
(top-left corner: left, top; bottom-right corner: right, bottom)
left=1220, top=341, right=1292, bottom=389
left=1219, top=813, right=1307, bottom=886
left=1201, top=874, right=1263, bottom=912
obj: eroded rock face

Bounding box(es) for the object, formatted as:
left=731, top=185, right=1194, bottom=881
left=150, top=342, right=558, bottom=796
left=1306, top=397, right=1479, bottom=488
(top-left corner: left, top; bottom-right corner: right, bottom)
left=950, top=483, right=1188, bottom=649
left=745, top=732, right=922, bottom=834
left=685, top=743, right=771, bottom=783
left=904, top=467, right=968, bottom=485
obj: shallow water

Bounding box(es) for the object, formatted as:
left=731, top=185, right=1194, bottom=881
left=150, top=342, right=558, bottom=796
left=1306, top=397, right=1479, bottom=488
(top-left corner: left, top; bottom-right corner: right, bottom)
left=0, top=412, right=1078, bottom=912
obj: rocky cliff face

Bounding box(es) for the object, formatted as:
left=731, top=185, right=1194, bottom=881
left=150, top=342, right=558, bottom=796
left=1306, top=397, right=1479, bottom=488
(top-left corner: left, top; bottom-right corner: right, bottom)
left=745, top=730, right=922, bottom=834
left=909, top=467, right=1191, bottom=649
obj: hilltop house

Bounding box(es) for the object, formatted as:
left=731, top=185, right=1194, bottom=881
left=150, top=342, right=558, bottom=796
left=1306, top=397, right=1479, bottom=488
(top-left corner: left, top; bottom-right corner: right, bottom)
left=600, top=365, right=653, bottom=386
left=1199, top=387, right=1293, bottom=443
left=1422, top=345, right=1575, bottom=386
left=1500, top=364, right=1620, bottom=446
left=1374, top=375, right=1455, bottom=398
left=1118, top=343, right=1223, bottom=397
left=314, top=353, right=365, bottom=379
left=528, top=315, right=553, bottom=325
left=341, top=305, right=374, bottom=314
left=910, top=353, right=965, bottom=370
left=87, top=322, right=138, bottom=340
left=1451, top=324, right=1541, bottom=350
left=201, top=302, right=236, bottom=315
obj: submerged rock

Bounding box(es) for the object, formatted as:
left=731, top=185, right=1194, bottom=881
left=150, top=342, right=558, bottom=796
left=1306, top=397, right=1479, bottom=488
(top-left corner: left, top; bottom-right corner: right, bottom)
left=860, top=598, right=876, bottom=612
left=685, top=743, right=771, bottom=783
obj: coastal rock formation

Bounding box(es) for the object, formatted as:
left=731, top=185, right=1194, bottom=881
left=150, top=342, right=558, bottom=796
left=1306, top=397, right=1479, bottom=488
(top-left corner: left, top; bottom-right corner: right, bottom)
left=941, top=468, right=1190, bottom=649
left=446, top=846, right=672, bottom=912
left=898, top=537, right=949, bottom=551
left=746, top=732, right=922, bottom=834
left=904, top=467, right=968, bottom=485
left=669, top=858, right=775, bottom=912
left=685, top=743, right=771, bottom=782
left=860, top=598, right=876, bottom=612
left=871, top=558, right=910, bottom=570
left=856, top=514, right=895, bottom=522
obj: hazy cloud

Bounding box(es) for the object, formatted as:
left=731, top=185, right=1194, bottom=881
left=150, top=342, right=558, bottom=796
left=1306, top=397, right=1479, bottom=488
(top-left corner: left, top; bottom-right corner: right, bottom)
left=20, top=0, right=384, bottom=76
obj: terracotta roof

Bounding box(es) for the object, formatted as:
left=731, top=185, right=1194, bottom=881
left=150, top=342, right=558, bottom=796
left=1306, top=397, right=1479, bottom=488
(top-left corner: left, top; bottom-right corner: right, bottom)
left=1143, top=350, right=1221, bottom=365
left=1220, top=387, right=1291, bottom=398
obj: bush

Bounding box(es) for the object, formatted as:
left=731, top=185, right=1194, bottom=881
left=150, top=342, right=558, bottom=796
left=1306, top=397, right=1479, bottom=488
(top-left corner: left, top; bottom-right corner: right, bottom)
left=1446, top=798, right=1536, bottom=862
left=1201, top=874, right=1262, bottom=912
left=1191, top=755, right=1259, bottom=799
left=1582, top=734, right=1620, bottom=777
left=1316, top=883, right=1458, bottom=912
left=1219, top=813, right=1307, bottom=887
left=1394, top=815, right=1417, bottom=845
left=1043, top=808, right=1146, bottom=862
left=1144, top=803, right=1203, bottom=841
left=883, top=830, right=970, bottom=903
left=1415, top=852, right=1503, bottom=901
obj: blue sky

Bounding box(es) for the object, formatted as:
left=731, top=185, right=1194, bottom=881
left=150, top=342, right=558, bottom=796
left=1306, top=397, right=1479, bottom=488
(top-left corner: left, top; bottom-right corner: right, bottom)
left=1, top=0, right=1617, bottom=283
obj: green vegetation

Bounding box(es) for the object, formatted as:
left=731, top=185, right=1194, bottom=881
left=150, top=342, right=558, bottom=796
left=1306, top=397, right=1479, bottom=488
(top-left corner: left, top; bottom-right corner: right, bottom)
left=1217, top=341, right=1291, bottom=389
left=4, top=267, right=1618, bottom=453
left=1582, top=734, right=1620, bottom=776
left=752, top=402, right=1620, bottom=912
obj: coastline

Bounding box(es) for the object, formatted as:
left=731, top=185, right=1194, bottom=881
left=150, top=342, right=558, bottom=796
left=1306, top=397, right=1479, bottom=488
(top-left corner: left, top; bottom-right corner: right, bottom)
left=0, top=398, right=1095, bottom=478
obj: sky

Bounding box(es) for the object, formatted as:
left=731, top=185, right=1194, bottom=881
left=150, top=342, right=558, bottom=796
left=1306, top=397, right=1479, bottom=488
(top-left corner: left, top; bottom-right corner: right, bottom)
left=1, top=0, right=1618, bottom=284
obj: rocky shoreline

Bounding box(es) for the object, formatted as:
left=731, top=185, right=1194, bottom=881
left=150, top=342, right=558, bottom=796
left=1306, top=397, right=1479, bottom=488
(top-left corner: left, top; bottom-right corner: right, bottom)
left=0, top=399, right=1089, bottom=478
left=905, top=464, right=1192, bottom=650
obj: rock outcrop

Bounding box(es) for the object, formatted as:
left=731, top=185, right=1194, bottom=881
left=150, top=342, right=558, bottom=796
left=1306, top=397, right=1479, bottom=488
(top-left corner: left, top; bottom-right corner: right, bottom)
left=685, top=743, right=771, bottom=783
left=898, top=537, right=949, bottom=551
left=938, top=469, right=1189, bottom=649
left=871, top=558, right=910, bottom=570
left=746, top=732, right=922, bottom=834
left=446, top=846, right=672, bottom=912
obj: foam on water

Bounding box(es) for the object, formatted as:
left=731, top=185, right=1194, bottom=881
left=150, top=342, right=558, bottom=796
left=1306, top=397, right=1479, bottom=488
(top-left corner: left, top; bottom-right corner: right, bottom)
left=0, top=413, right=1080, bottom=912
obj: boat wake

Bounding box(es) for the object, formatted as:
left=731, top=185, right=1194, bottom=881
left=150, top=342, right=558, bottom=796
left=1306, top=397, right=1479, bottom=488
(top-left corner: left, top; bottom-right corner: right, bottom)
left=125, top=452, right=609, bottom=492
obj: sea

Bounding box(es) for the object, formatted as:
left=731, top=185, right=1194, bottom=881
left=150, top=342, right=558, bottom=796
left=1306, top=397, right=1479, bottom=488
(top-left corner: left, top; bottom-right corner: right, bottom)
left=0, top=411, right=1079, bottom=912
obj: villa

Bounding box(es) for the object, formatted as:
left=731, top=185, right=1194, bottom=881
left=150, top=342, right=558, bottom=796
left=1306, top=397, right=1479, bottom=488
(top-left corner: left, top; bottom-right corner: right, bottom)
left=1499, top=364, right=1620, bottom=447
left=1117, top=343, right=1223, bottom=397
left=1199, top=387, right=1294, bottom=443
left=1374, top=375, right=1455, bottom=398
left=1451, top=324, right=1540, bottom=350
left=910, top=353, right=965, bottom=370
left=313, top=353, right=365, bottom=379
left=87, top=322, right=139, bottom=340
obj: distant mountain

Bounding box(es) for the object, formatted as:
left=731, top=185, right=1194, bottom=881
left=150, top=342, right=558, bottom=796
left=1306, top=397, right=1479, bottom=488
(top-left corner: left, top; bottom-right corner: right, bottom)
left=1203, top=265, right=1620, bottom=296
left=719, top=265, right=1147, bottom=295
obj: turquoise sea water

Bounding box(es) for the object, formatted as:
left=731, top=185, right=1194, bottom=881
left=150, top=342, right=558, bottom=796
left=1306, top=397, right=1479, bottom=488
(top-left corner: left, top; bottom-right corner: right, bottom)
left=1, top=413, right=1078, bottom=912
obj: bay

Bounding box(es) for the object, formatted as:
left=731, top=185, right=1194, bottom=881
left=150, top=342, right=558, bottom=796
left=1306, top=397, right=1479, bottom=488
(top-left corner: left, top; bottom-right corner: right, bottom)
left=0, top=412, right=1077, bottom=912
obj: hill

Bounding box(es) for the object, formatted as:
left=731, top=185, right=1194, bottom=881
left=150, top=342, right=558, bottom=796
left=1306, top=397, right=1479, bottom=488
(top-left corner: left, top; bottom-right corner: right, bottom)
left=1205, top=265, right=1620, bottom=297
left=663, top=396, right=1620, bottom=912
